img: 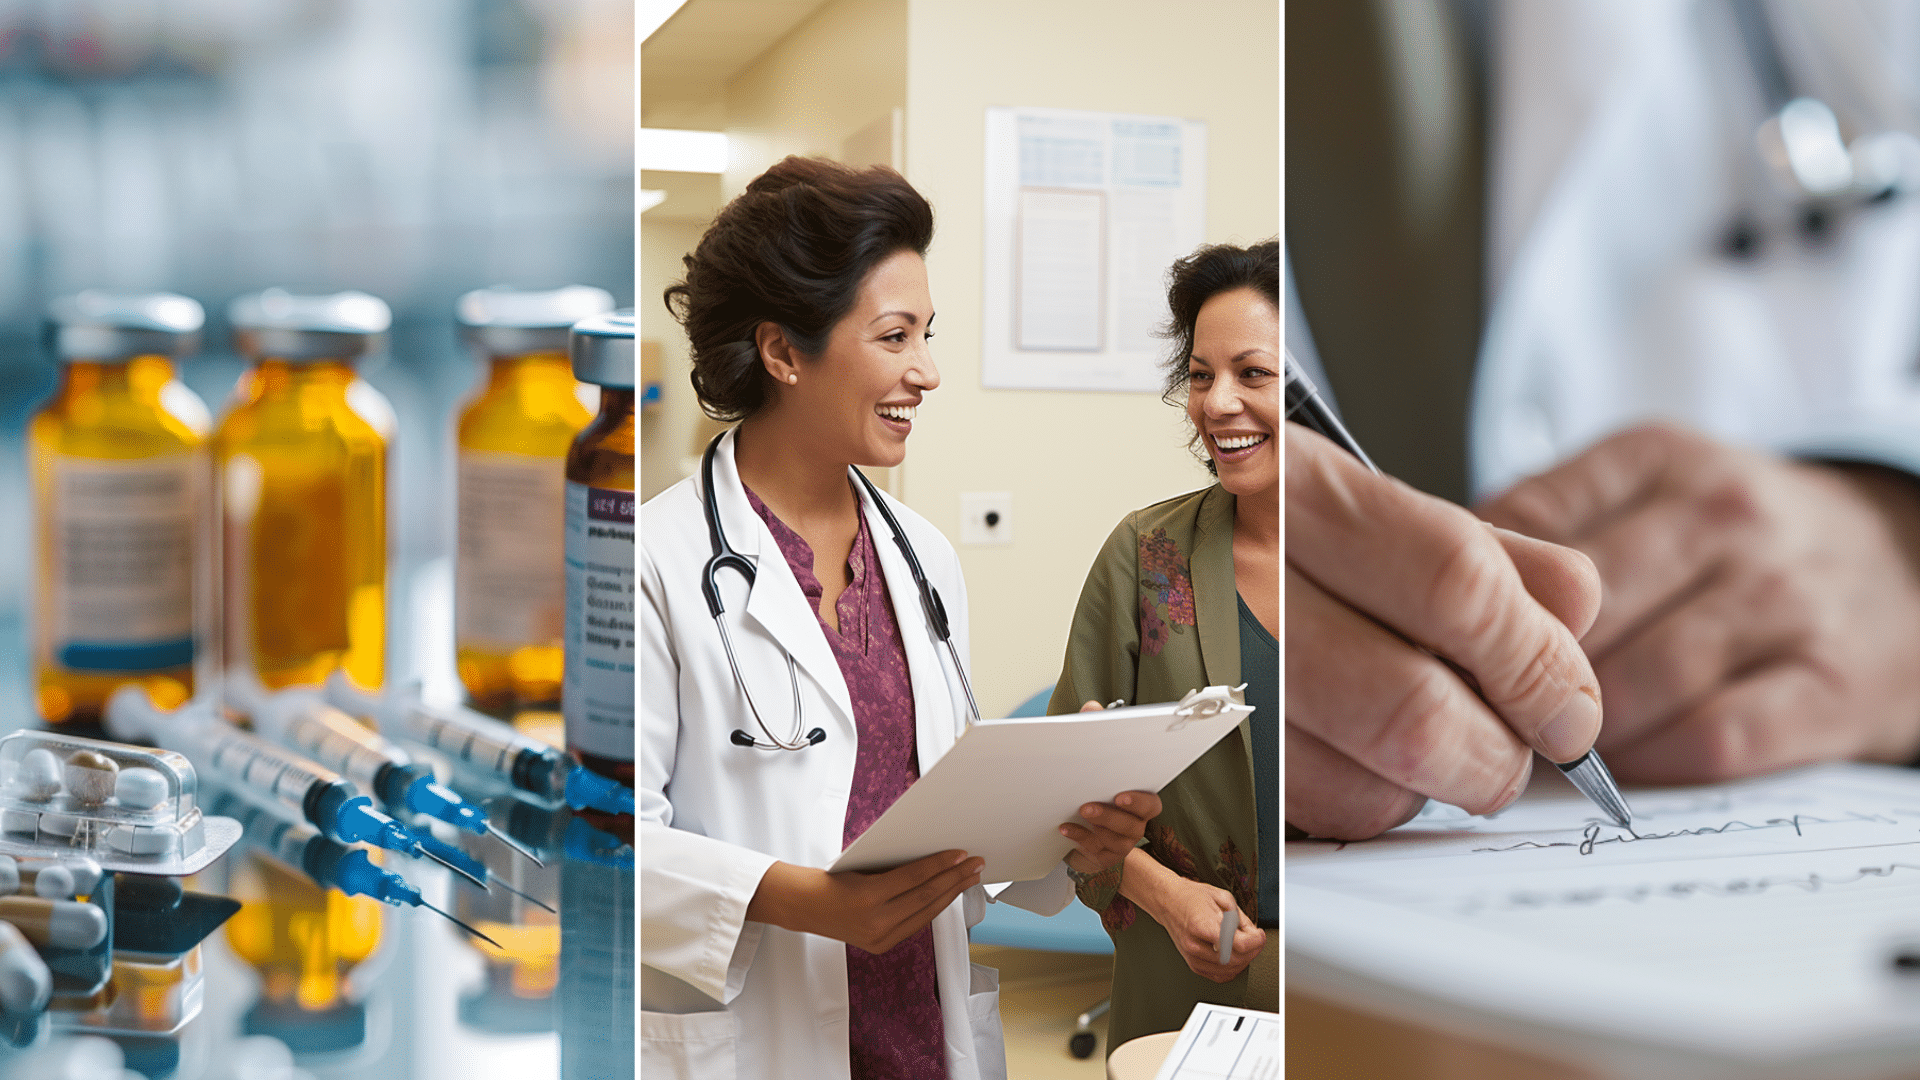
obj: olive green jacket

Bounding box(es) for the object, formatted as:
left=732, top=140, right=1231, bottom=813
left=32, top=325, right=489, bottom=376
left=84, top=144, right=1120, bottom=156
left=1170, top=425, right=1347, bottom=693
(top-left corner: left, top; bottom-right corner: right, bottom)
left=1047, top=484, right=1257, bottom=1052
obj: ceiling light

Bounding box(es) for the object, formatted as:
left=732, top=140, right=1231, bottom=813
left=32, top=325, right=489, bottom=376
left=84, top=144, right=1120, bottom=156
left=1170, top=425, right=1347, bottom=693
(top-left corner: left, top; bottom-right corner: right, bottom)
left=640, top=0, right=693, bottom=43
left=640, top=129, right=727, bottom=174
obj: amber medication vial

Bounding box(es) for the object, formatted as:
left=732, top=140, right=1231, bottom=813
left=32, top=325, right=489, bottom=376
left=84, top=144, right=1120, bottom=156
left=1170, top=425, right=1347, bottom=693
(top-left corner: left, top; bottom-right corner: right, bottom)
left=562, top=311, right=634, bottom=789
left=31, top=292, right=212, bottom=728
left=218, top=290, right=394, bottom=694
left=454, top=286, right=614, bottom=718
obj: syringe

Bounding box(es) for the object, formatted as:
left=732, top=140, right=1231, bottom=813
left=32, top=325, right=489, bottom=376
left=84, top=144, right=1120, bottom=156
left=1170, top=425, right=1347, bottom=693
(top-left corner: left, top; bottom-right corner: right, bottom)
left=235, top=681, right=544, bottom=867
left=204, top=783, right=502, bottom=947
left=105, top=687, right=487, bottom=890
left=405, top=828, right=555, bottom=913
left=325, top=672, right=634, bottom=817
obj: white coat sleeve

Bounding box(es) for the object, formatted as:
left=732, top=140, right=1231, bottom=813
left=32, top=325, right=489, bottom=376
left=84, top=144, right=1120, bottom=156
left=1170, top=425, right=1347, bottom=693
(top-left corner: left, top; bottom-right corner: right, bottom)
left=991, top=865, right=1075, bottom=916
left=639, top=540, right=777, bottom=1006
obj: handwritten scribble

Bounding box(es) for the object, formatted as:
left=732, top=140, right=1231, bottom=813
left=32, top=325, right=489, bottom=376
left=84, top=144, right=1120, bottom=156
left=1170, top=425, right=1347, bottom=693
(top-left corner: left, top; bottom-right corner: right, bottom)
left=1469, top=812, right=1901, bottom=856
left=1458, top=861, right=1920, bottom=914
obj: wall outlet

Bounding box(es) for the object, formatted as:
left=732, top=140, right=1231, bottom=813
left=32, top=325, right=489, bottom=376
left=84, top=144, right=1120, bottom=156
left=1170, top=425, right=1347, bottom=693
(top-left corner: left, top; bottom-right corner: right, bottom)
left=960, top=492, right=1013, bottom=545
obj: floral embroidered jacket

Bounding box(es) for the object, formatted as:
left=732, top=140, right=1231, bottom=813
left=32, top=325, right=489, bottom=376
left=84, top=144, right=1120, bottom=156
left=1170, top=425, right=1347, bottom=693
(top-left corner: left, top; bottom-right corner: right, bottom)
left=1047, top=484, right=1256, bottom=1051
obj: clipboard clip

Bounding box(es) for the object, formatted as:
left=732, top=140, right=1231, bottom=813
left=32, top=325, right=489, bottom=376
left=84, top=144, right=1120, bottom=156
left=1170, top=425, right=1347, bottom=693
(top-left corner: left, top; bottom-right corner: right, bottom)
left=1167, top=685, right=1247, bottom=730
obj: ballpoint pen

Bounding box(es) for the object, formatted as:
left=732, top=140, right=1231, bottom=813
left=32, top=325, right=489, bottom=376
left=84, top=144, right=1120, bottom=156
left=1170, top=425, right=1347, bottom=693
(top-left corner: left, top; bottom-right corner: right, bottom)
left=1284, top=349, right=1634, bottom=829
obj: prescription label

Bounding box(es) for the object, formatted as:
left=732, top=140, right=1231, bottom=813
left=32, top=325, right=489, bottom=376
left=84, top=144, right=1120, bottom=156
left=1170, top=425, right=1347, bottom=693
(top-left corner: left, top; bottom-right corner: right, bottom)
left=458, top=451, right=566, bottom=648
left=564, top=482, right=634, bottom=760
left=47, top=454, right=201, bottom=671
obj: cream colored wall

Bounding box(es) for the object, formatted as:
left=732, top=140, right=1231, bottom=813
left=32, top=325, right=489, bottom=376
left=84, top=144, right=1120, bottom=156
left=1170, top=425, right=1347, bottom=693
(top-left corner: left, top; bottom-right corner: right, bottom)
left=722, top=0, right=907, bottom=198
left=639, top=216, right=710, bottom=500
left=641, top=0, right=908, bottom=504
left=641, top=0, right=1278, bottom=715
left=903, top=0, right=1279, bottom=715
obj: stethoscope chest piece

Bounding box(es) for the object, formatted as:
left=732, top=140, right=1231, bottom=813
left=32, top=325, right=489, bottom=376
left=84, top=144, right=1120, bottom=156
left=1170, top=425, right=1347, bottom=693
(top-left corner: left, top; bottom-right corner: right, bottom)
left=698, top=433, right=979, bottom=752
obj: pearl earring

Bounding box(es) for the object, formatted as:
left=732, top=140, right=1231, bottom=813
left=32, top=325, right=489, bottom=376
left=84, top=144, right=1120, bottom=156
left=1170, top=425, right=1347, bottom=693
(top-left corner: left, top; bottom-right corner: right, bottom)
left=787, top=373, right=798, bottom=384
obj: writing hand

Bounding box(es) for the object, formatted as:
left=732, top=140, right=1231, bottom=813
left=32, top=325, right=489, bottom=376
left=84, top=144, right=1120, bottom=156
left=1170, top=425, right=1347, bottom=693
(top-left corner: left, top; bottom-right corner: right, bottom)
left=1480, top=423, right=1920, bottom=782
left=1287, top=423, right=1605, bottom=840
left=745, top=849, right=984, bottom=954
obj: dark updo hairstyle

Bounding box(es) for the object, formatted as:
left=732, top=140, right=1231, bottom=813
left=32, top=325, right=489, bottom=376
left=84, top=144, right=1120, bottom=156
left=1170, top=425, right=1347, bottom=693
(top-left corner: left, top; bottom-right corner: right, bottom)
left=663, top=156, right=935, bottom=421
left=1160, top=239, right=1280, bottom=472
left=1161, top=238, right=1280, bottom=399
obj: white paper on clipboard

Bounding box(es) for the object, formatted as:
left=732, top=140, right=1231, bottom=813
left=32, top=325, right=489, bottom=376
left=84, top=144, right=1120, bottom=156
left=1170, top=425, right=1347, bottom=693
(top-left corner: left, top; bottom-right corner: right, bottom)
left=1151, top=1002, right=1280, bottom=1080
left=829, top=687, right=1249, bottom=882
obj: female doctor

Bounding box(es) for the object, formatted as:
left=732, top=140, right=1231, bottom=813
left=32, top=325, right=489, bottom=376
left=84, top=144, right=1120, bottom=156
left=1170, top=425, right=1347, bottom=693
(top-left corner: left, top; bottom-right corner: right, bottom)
left=641, top=156, right=1160, bottom=1080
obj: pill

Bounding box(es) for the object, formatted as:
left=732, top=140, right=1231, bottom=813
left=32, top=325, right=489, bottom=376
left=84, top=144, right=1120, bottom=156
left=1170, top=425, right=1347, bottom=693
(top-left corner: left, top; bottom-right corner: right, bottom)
left=12, top=750, right=61, bottom=801
left=0, top=897, right=108, bottom=949
left=37, top=813, right=78, bottom=838
left=0, top=811, right=37, bottom=836
left=46, top=858, right=101, bottom=897
left=105, top=824, right=177, bottom=856
left=30, top=866, right=71, bottom=901
left=113, top=767, right=167, bottom=810
left=0, top=922, right=49, bottom=1014
left=12, top=860, right=96, bottom=899
left=62, top=751, right=118, bottom=805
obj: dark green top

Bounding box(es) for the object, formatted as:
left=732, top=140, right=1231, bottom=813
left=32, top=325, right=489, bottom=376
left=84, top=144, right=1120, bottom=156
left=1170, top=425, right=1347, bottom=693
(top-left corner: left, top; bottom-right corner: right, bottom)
left=1049, top=485, right=1259, bottom=1051
left=1238, top=592, right=1278, bottom=929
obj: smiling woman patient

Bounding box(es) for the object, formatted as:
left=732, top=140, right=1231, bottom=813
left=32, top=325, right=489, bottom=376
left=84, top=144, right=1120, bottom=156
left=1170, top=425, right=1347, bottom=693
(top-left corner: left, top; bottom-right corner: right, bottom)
left=640, top=157, right=1160, bottom=1080
left=1049, top=240, right=1282, bottom=1052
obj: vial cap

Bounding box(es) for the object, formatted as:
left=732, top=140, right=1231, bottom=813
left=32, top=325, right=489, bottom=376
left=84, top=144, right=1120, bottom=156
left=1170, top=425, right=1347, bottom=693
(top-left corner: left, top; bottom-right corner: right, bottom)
left=457, top=285, right=615, bottom=356
left=230, top=288, right=392, bottom=361
left=570, top=309, right=634, bottom=389
left=47, top=291, right=204, bottom=360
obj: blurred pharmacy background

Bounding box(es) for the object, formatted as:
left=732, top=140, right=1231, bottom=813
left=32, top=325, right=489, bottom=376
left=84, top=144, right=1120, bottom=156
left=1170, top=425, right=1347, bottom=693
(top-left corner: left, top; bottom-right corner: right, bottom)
left=0, top=2, right=633, bottom=1078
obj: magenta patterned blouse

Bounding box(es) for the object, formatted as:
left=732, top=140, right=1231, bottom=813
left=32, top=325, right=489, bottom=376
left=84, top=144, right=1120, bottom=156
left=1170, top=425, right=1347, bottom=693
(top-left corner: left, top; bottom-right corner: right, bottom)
left=745, top=484, right=946, bottom=1080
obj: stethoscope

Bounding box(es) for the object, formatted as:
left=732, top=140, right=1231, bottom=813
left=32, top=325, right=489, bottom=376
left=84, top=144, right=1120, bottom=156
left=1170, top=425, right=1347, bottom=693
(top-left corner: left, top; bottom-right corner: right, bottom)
left=1717, top=0, right=1920, bottom=258
left=699, top=432, right=982, bottom=751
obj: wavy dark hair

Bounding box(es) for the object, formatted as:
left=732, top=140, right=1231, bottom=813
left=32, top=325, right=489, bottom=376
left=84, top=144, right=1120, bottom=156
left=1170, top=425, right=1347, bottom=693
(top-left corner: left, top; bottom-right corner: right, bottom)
left=1158, top=240, right=1280, bottom=473
left=662, top=156, right=935, bottom=421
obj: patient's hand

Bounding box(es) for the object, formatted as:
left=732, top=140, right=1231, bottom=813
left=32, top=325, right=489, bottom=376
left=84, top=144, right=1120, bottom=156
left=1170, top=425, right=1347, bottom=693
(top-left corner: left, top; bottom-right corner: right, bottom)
left=1481, top=423, right=1920, bottom=782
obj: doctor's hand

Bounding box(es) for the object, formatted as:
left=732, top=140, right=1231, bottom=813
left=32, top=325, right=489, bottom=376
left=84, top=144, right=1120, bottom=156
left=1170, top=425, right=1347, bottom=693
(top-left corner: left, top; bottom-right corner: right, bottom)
left=1287, top=423, right=1605, bottom=841
left=1118, top=849, right=1263, bottom=982
left=1480, top=423, right=1920, bottom=783
left=745, top=850, right=984, bottom=955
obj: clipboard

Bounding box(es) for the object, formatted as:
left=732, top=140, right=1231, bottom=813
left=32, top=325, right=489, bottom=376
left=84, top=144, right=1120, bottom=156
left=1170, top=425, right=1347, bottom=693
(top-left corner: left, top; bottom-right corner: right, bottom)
left=829, top=686, right=1251, bottom=882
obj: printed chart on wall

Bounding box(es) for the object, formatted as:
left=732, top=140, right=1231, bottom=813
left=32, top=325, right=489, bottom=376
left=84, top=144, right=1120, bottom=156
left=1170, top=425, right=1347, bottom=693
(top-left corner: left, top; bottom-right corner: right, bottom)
left=982, top=107, right=1206, bottom=391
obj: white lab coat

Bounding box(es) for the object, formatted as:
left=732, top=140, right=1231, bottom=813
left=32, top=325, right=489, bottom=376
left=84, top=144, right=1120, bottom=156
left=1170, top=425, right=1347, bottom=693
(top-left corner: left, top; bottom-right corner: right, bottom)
left=638, top=428, right=1072, bottom=1080
left=1472, top=0, right=1920, bottom=496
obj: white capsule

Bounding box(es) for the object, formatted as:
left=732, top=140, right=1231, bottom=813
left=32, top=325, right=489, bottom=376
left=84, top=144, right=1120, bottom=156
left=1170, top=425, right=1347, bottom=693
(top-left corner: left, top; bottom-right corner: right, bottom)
left=12, top=749, right=62, bottom=801
left=51, top=858, right=102, bottom=896
left=37, top=813, right=79, bottom=838
left=31, top=865, right=72, bottom=900
left=105, top=825, right=178, bottom=855
left=114, top=767, right=168, bottom=810
left=0, top=921, right=49, bottom=1014
left=0, top=897, right=107, bottom=949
